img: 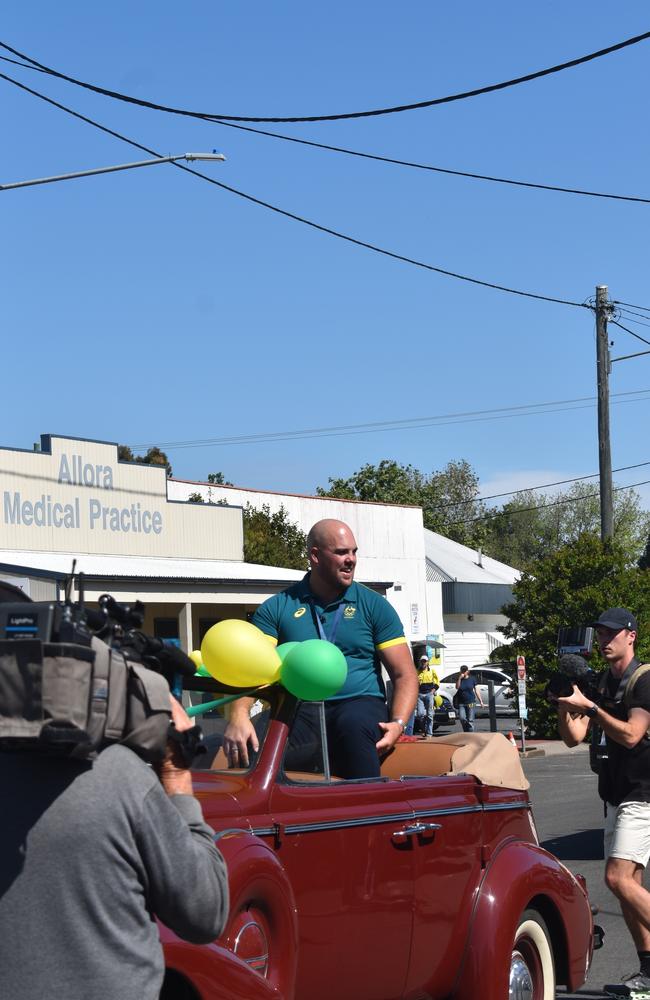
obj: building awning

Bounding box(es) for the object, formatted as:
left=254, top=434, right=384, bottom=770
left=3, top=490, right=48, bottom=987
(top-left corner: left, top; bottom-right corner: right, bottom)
left=0, top=550, right=303, bottom=587
left=0, top=551, right=393, bottom=595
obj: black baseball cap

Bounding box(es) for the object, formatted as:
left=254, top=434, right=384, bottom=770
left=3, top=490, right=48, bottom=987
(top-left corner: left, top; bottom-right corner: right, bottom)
left=591, top=607, right=638, bottom=632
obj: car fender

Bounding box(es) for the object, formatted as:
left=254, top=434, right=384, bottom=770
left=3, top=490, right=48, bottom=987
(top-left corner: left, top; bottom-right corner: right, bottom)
left=451, top=839, right=593, bottom=999
left=163, top=940, right=286, bottom=1000
left=163, top=829, right=298, bottom=1000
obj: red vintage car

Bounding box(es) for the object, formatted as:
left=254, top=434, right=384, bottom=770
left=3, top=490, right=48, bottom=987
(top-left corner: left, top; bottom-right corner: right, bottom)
left=160, top=685, right=600, bottom=1000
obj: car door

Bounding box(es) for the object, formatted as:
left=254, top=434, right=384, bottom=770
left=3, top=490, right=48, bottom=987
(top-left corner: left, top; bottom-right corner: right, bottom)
left=269, top=724, right=415, bottom=1000
left=401, top=774, right=484, bottom=997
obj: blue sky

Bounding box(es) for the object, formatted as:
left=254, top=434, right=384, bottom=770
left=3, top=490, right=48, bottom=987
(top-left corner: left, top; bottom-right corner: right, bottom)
left=2, top=3, right=649, bottom=508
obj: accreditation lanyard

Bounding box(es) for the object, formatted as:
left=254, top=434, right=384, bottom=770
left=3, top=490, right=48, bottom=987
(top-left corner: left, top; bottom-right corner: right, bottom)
left=311, top=601, right=345, bottom=645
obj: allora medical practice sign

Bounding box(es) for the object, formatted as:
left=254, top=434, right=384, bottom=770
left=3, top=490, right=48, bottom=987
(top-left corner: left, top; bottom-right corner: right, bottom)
left=0, top=434, right=242, bottom=561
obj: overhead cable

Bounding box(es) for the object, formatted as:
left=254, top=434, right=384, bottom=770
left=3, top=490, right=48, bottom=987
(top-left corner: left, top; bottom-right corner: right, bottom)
left=129, top=388, right=650, bottom=452
left=426, top=460, right=650, bottom=510
left=617, top=308, right=650, bottom=327
left=1, top=30, right=649, bottom=123
left=614, top=300, right=650, bottom=314
left=450, top=479, right=650, bottom=525
left=610, top=319, right=650, bottom=347
left=0, top=69, right=588, bottom=310
left=208, top=119, right=650, bottom=205
left=4, top=53, right=648, bottom=206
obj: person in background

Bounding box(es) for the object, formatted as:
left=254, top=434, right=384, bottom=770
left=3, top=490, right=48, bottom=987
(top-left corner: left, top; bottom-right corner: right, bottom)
left=554, top=607, right=650, bottom=998
left=416, top=654, right=439, bottom=737
left=455, top=665, right=484, bottom=733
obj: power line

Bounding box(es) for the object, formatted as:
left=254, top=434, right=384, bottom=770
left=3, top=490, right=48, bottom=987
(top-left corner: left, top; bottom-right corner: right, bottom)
left=129, top=388, right=650, bottom=452
left=450, top=478, right=650, bottom=525
left=0, top=69, right=589, bottom=310
left=5, top=53, right=648, bottom=207
left=613, top=300, right=650, bottom=313
left=428, top=460, right=650, bottom=511
left=610, top=319, right=650, bottom=347
left=206, top=119, right=650, bottom=205
left=617, top=308, right=650, bottom=328
left=2, top=29, right=649, bottom=123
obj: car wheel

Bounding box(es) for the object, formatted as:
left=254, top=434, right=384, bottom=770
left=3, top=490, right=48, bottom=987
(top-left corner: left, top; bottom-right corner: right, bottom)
left=509, top=909, right=555, bottom=1000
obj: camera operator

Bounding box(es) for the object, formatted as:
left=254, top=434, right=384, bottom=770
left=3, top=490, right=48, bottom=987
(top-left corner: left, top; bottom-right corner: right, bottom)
left=555, top=608, right=650, bottom=996
left=0, top=696, right=229, bottom=1000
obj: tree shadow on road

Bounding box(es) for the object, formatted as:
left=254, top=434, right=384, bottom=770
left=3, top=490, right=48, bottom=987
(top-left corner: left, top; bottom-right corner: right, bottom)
left=541, top=828, right=603, bottom=861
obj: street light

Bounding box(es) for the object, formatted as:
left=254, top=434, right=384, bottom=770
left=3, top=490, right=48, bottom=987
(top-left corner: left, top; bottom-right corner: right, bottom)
left=0, top=152, right=226, bottom=191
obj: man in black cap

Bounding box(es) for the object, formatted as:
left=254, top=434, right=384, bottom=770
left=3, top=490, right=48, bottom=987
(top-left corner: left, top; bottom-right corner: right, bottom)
left=556, top=608, right=650, bottom=997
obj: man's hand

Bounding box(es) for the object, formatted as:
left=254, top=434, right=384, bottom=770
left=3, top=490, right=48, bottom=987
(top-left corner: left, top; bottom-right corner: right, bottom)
left=376, top=720, right=404, bottom=753
left=223, top=697, right=259, bottom=767
left=557, top=684, right=594, bottom=715
left=158, top=697, right=194, bottom=797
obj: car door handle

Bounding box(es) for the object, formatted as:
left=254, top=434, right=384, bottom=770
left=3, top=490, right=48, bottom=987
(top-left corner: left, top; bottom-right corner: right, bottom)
left=391, top=822, right=442, bottom=844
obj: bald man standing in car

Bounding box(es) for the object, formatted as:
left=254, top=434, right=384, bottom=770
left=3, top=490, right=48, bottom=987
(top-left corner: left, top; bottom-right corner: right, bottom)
left=224, top=519, right=417, bottom=779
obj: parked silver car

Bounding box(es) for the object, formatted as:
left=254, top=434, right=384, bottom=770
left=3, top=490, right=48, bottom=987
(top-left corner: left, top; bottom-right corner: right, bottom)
left=438, top=665, right=516, bottom=717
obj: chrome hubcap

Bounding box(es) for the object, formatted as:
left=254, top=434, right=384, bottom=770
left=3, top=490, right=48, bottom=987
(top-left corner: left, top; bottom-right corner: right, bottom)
left=509, top=953, right=534, bottom=1000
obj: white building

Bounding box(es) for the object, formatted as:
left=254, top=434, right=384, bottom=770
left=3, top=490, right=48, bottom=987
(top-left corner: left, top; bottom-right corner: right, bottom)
left=0, top=435, right=427, bottom=650
left=424, top=529, right=520, bottom=672
left=0, top=434, right=520, bottom=665
left=167, top=477, right=428, bottom=642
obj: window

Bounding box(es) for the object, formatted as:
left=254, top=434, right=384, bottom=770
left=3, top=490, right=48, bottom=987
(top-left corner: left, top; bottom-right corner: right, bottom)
left=193, top=698, right=271, bottom=773
left=153, top=617, right=179, bottom=641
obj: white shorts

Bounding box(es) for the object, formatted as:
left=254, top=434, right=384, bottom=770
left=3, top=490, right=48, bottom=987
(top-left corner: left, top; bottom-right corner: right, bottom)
left=604, top=800, right=650, bottom=866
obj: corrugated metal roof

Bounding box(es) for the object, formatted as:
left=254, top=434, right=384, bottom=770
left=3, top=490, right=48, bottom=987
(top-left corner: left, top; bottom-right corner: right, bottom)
left=0, top=550, right=304, bottom=584
left=424, top=529, right=520, bottom=585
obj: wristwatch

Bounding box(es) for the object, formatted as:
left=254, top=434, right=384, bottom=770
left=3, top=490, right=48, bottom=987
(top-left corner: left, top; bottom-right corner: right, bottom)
left=391, top=718, right=405, bottom=731
left=584, top=704, right=599, bottom=719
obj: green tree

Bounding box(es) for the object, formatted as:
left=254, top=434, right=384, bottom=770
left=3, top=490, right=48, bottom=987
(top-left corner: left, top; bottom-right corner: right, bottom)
left=207, top=472, right=233, bottom=486
left=484, top=482, right=650, bottom=572
left=500, top=532, right=650, bottom=737
left=243, top=504, right=307, bottom=570
left=186, top=493, right=307, bottom=570
left=317, top=458, right=487, bottom=547
left=118, top=444, right=173, bottom=477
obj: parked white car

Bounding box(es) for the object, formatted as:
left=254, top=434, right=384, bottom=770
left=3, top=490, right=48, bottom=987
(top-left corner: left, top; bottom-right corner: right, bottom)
left=438, top=665, right=516, bottom=717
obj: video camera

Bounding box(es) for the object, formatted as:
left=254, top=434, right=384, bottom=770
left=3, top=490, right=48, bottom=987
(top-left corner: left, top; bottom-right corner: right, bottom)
left=0, top=571, right=197, bottom=763
left=545, top=625, right=602, bottom=703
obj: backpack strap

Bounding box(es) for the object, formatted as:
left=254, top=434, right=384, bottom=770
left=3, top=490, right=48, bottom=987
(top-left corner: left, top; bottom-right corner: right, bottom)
left=623, top=663, right=650, bottom=706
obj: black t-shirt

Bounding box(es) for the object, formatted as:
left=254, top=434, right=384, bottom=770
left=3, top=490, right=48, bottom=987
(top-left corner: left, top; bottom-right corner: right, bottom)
left=598, top=662, right=650, bottom=806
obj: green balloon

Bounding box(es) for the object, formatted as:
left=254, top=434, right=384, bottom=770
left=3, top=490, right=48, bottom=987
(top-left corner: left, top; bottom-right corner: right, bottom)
left=276, top=641, right=300, bottom=663
left=280, top=639, right=347, bottom=701
left=195, top=664, right=211, bottom=677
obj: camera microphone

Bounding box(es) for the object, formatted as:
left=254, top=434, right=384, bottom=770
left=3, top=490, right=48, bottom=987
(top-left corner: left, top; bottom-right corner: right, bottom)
left=558, top=653, right=591, bottom=678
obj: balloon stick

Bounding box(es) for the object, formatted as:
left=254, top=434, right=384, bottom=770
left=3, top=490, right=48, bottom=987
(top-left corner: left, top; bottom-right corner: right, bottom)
left=186, top=684, right=271, bottom=718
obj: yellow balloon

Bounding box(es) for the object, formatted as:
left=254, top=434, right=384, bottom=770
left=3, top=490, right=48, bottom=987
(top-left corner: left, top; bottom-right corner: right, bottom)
left=189, top=650, right=203, bottom=668
left=434, top=693, right=443, bottom=708
left=201, top=619, right=281, bottom=688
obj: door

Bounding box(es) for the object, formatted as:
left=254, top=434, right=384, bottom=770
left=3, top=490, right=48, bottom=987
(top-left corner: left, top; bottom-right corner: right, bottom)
left=269, top=769, right=415, bottom=999
left=402, top=775, right=484, bottom=997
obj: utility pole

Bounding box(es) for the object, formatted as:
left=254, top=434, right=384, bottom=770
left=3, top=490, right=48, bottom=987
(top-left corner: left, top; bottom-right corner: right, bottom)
left=596, top=285, right=613, bottom=541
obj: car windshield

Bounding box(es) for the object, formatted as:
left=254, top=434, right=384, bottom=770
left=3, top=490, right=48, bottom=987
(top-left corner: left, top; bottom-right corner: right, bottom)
left=190, top=690, right=272, bottom=773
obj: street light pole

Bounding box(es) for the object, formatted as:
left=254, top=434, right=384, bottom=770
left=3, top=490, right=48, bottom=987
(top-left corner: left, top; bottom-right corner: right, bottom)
left=0, top=152, right=225, bottom=191
left=595, top=284, right=613, bottom=542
